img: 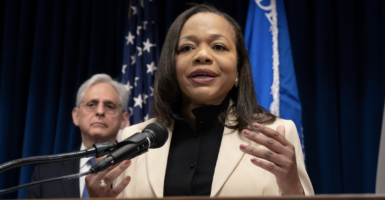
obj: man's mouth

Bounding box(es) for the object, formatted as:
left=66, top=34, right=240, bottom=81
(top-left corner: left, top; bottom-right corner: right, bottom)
left=91, top=122, right=107, bottom=127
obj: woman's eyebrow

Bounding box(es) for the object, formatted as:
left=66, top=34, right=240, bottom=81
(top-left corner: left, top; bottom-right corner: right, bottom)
left=210, top=34, right=229, bottom=42
left=180, top=35, right=197, bottom=41
left=180, top=34, right=229, bottom=42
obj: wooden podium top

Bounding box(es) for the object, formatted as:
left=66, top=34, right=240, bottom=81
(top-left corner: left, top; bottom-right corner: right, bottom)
left=21, top=194, right=384, bottom=200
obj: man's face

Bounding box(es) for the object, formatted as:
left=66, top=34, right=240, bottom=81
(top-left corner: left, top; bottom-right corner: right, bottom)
left=72, top=83, right=128, bottom=145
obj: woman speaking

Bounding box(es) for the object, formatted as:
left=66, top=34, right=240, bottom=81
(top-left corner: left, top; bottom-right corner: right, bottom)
left=85, top=4, right=313, bottom=198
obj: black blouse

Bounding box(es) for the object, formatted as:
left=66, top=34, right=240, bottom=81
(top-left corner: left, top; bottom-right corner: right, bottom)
left=164, top=98, right=229, bottom=196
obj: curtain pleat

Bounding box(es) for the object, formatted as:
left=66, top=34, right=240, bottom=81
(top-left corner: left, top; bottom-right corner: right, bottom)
left=0, top=0, right=129, bottom=198
left=285, top=0, right=385, bottom=194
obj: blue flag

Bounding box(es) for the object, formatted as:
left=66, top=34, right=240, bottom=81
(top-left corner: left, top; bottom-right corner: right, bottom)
left=244, top=0, right=304, bottom=152
left=121, top=0, right=159, bottom=125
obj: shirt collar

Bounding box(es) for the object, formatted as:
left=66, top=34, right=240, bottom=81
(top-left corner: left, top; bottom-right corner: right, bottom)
left=171, top=96, right=229, bottom=121
left=80, top=143, right=92, bottom=168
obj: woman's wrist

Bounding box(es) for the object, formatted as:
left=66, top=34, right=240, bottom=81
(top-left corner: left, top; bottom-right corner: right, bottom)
left=282, top=183, right=304, bottom=195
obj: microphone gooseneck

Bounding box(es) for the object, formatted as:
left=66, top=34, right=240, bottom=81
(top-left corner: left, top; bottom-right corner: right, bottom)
left=0, top=142, right=116, bottom=174
left=90, top=122, right=168, bottom=174
left=0, top=123, right=167, bottom=194
left=0, top=171, right=91, bottom=195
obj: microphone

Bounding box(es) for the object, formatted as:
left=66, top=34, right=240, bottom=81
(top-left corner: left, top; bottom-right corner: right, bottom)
left=90, top=122, right=168, bottom=173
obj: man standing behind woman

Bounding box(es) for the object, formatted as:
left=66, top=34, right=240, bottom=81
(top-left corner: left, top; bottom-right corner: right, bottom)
left=86, top=4, right=314, bottom=198
left=25, top=74, right=129, bottom=198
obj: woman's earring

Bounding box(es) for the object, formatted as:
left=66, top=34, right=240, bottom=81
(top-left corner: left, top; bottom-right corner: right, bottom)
left=235, top=78, right=239, bottom=87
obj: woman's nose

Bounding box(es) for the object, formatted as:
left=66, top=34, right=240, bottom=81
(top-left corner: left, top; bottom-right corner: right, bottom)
left=194, top=45, right=213, bottom=64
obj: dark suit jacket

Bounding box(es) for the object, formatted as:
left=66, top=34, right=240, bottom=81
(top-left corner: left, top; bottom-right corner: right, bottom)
left=25, top=159, right=80, bottom=198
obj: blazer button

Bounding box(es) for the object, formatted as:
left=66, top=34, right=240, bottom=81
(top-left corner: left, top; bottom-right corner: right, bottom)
left=190, top=164, right=195, bottom=169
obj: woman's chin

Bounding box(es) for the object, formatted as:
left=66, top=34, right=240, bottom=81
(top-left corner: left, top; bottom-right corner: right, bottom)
left=188, top=93, right=226, bottom=105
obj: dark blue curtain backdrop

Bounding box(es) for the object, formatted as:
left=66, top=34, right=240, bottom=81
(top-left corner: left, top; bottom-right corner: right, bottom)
left=285, top=0, right=385, bottom=194
left=0, top=0, right=129, bottom=198
left=0, top=0, right=383, bottom=199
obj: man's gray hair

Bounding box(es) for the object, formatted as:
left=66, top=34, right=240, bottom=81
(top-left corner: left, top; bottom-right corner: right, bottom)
left=76, top=74, right=128, bottom=112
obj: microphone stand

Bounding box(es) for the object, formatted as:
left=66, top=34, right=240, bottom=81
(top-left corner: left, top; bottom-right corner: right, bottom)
left=0, top=142, right=116, bottom=195
left=0, top=171, right=91, bottom=195
left=0, top=142, right=115, bottom=174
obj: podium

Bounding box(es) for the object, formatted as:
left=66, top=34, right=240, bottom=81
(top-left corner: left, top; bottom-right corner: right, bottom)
left=22, top=194, right=384, bottom=200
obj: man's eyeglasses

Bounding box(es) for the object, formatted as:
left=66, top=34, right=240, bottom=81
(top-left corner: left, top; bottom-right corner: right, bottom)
left=80, top=100, right=122, bottom=114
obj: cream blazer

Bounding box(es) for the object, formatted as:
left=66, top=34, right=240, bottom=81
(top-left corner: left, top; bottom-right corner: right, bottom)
left=115, top=118, right=314, bottom=198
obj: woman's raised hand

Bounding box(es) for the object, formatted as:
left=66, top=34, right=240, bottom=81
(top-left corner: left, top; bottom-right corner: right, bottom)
left=85, top=159, right=132, bottom=198
left=240, top=123, right=304, bottom=195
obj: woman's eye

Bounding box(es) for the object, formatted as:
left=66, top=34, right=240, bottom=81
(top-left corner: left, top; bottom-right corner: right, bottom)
left=213, top=45, right=226, bottom=51
left=179, top=45, right=194, bottom=52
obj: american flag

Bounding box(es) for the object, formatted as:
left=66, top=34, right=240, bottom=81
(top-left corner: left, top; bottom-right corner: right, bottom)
left=121, top=0, right=159, bottom=125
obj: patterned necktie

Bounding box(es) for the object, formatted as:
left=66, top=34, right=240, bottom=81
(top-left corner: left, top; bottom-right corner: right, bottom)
left=82, top=157, right=95, bottom=198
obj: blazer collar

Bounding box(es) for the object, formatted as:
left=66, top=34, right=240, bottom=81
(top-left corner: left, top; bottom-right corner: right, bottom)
left=146, top=120, right=174, bottom=198
left=146, top=111, right=246, bottom=198
left=210, top=113, right=247, bottom=197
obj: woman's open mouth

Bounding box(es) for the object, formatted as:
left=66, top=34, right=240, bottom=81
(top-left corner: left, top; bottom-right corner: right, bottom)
left=189, top=69, right=218, bottom=83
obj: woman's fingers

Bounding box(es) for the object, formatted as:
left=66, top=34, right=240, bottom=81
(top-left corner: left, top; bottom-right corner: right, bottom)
left=240, top=123, right=303, bottom=195
left=243, top=124, right=295, bottom=157
left=276, top=125, right=286, bottom=136
left=242, top=128, right=286, bottom=155
left=252, top=123, right=290, bottom=146
left=89, top=156, right=113, bottom=184
left=85, top=159, right=132, bottom=198
left=250, top=157, right=284, bottom=177
left=103, top=160, right=131, bottom=186
left=108, top=176, right=131, bottom=197
left=240, top=144, right=288, bottom=167
left=91, top=162, right=119, bottom=185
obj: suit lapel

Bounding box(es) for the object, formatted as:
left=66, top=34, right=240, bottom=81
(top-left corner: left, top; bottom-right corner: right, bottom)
left=60, top=158, right=80, bottom=197
left=210, top=116, right=248, bottom=197
left=146, top=121, right=174, bottom=198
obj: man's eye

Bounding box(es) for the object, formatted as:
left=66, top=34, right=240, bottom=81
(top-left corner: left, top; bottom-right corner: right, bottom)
left=108, top=105, right=115, bottom=109
left=213, top=45, right=226, bottom=51
left=86, top=103, right=95, bottom=107
left=106, top=104, right=116, bottom=109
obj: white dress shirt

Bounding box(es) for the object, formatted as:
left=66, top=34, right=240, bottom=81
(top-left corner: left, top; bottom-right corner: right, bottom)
left=79, top=143, right=93, bottom=197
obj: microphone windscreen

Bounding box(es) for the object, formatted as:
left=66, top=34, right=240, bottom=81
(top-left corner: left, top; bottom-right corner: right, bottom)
left=144, top=122, right=168, bottom=148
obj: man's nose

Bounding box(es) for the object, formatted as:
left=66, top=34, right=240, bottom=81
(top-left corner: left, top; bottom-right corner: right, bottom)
left=194, top=45, right=213, bottom=64
left=96, top=102, right=105, bottom=115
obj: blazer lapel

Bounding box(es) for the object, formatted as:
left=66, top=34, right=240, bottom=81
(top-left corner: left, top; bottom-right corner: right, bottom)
left=210, top=115, right=248, bottom=197
left=146, top=121, right=174, bottom=198
left=60, top=159, right=80, bottom=198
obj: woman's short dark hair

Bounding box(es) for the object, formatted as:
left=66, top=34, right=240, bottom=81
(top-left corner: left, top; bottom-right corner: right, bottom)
left=153, top=4, right=276, bottom=132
